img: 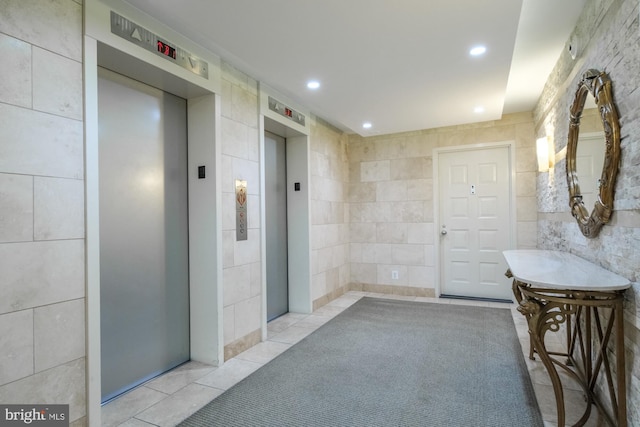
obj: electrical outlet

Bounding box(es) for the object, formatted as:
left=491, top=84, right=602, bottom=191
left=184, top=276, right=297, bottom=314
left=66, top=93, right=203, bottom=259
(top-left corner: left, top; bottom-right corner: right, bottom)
left=391, top=270, right=399, bottom=280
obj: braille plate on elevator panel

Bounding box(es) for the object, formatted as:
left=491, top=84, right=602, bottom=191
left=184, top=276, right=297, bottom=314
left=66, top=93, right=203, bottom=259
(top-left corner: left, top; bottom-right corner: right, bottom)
left=110, top=11, right=209, bottom=79
left=268, top=96, right=306, bottom=126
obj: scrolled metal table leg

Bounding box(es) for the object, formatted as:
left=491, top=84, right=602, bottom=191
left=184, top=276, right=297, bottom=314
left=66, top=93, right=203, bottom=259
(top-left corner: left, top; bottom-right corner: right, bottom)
left=517, top=297, right=570, bottom=426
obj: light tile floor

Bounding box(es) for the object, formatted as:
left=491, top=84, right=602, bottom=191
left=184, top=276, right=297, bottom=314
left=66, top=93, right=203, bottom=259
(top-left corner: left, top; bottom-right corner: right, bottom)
left=102, top=291, right=605, bottom=427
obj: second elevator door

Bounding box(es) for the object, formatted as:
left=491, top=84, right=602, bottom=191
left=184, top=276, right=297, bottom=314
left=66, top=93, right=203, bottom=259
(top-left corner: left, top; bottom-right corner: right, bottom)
left=265, top=132, right=289, bottom=321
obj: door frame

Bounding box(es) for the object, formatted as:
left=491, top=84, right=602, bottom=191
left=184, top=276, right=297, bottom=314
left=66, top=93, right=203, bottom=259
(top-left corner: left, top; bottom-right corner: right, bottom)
left=84, top=1, right=223, bottom=423
left=259, top=84, right=312, bottom=340
left=432, top=141, right=517, bottom=298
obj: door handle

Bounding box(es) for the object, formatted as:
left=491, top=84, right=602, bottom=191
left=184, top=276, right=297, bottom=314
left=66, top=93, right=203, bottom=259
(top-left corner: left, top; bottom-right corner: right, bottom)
left=441, top=225, right=448, bottom=235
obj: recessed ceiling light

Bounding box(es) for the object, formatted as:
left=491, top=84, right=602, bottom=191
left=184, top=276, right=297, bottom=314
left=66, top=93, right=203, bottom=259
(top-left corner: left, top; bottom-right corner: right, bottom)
left=470, top=46, right=487, bottom=56
left=307, top=80, right=320, bottom=90
left=474, top=106, right=485, bottom=113
left=362, top=122, right=372, bottom=129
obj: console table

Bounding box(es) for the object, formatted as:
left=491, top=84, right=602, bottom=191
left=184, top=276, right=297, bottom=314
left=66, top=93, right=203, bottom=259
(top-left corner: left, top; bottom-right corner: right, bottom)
left=503, top=250, right=630, bottom=427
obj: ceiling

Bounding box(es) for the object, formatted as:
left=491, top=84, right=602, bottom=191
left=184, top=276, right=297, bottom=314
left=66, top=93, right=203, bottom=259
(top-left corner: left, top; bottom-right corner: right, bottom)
left=123, top=0, right=587, bottom=137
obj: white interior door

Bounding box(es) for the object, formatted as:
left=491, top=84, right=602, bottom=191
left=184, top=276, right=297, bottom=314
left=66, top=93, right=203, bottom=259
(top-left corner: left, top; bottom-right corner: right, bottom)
left=438, top=145, right=513, bottom=300
left=576, top=132, right=605, bottom=210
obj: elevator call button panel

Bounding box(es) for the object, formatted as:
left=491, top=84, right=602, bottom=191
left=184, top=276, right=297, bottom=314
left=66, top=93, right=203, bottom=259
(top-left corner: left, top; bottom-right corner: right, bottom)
left=110, top=11, right=209, bottom=79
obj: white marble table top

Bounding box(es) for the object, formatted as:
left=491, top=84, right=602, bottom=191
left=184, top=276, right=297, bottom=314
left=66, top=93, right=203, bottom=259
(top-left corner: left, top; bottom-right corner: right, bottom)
left=503, top=249, right=630, bottom=291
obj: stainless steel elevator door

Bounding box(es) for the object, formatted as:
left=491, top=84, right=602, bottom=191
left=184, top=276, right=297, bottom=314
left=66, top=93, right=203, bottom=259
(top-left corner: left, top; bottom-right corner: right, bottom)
left=265, top=132, right=289, bottom=321
left=98, top=68, right=190, bottom=402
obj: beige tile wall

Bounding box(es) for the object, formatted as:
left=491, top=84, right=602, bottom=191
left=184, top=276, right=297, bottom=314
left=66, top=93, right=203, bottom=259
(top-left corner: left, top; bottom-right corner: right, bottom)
left=348, top=113, right=537, bottom=294
left=534, top=0, right=640, bottom=423
left=310, top=118, right=351, bottom=308
left=0, top=0, right=86, bottom=424
left=220, top=62, right=263, bottom=356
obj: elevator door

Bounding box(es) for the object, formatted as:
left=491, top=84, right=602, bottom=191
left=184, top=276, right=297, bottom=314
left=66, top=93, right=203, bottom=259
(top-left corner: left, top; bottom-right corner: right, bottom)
left=265, top=132, right=289, bottom=321
left=98, top=68, right=190, bottom=402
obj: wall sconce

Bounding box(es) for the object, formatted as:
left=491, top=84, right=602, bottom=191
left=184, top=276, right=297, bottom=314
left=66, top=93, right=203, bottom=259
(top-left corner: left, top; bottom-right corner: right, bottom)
left=536, top=136, right=553, bottom=172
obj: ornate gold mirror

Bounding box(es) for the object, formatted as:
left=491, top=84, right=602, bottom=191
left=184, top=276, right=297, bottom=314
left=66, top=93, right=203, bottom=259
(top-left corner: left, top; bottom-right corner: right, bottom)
left=566, top=69, right=621, bottom=238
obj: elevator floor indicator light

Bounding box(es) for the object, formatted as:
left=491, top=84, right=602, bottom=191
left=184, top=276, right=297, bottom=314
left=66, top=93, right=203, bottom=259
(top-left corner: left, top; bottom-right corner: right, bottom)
left=157, top=40, right=176, bottom=59
left=110, top=11, right=209, bottom=79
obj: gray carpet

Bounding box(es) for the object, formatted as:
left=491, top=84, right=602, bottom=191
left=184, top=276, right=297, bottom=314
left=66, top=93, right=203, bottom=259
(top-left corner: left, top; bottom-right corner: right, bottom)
left=179, top=297, right=543, bottom=427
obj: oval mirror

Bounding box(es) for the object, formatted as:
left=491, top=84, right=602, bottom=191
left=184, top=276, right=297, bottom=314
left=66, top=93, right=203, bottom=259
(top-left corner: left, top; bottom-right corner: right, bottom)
left=566, top=69, right=621, bottom=238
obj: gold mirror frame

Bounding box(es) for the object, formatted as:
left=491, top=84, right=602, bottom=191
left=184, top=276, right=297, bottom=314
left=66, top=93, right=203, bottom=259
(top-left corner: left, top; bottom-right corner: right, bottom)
left=566, top=69, right=621, bottom=238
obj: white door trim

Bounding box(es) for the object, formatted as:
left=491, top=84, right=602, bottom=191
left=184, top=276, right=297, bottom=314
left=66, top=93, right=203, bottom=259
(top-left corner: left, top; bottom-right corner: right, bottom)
left=432, top=141, right=517, bottom=298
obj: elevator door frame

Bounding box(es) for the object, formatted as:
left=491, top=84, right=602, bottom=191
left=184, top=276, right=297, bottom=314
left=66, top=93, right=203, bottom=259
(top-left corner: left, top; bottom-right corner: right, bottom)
left=260, top=111, right=312, bottom=340
left=84, top=2, right=223, bottom=422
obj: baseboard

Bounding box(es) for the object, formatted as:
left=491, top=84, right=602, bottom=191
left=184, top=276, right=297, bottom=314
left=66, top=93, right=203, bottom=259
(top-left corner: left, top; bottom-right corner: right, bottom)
left=440, top=294, right=513, bottom=304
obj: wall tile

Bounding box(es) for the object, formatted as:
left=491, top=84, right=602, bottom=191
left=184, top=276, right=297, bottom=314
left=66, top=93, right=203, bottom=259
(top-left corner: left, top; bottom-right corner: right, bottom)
left=0, top=33, right=31, bottom=108
left=349, top=243, right=363, bottom=263
left=250, top=261, right=262, bottom=297
left=316, top=247, right=332, bottom=272
left=348, top=182, right=376, bottom=202
left=223, top=305, right=234, bottom=345
left=390, top=201, right=424, bottom=222
left=390, top=158, right=428, bottom=180
left=221, top=192, right=236, bottom=231
left=350, top=223, right=377, bottom=243
left=234, top=296, right=261, bottom=339
left=517, top=196, right=538, bottom=222
left=516, top=145, right=537, bottom=172
left=0, top=358, right=86, bottom=422
left=0, top=173, right=33, bottom=243
left=222, top=230, right=235, bottom=268
left=348, top=139, right=377, bottom=162
left=359, top=202, right=394, bottom=222
left=34, top=177, right=84, bottom=240
left=516, top=171, right=537, bottom=196
left=233, top=231, right=260, bottom=265
left=223, top=265, right=251, bottom=306
left=312, top=272, right=327, bottom=300
left=221, top=118, right=249, bottom=158
left=360, top=160, right=390, bottom=182
left=34, top=299, right=85, bottom=372
left=517, top=221, right=537, bottom=248
left=0, top=104, right=83, bottom=179
left=407, top=223, right=433, bottom=244
left=408, top=266, right=434, bottom=287
left=366, top=244, right=388, bottom=264
left=0, top=240, right=84, bottom=314
left=407, top=179, right=432, bottom=201
left=376, top=181, right=407, bottom=202
left=350, top=263, right=376, bottom=284
left=32, top=47, right=82, bottom=120
left=391, top=244, right=425, bottom=265
left=0, top=0, right=82, bottom=61
left=376, top=223, right=407, bottom=244
left=0, top=310, right=33, bottom=385
left=231, top=84, right=258, bottom=128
